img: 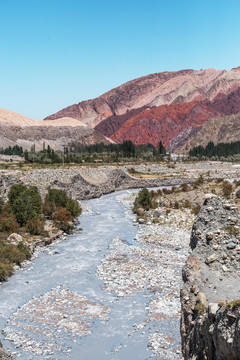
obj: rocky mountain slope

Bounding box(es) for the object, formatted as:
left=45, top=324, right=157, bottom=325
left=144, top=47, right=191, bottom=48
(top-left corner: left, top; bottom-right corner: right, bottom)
left=98, top=86, right=240, bottom=149
left=0, top=109, right=111, bottom=151
left=181, top=195, right=240, bottom=359
left=175, top=112, right=240, bottom=153
left=44, top=67, right=240, bottom=151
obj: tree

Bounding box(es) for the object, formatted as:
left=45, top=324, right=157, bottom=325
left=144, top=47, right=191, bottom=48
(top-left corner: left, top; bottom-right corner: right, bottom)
left=8, top=184, right=27, bottom=207
left=45, top=189, right=69, bottom=208
left=133, top=188, right=152, bottom=212
left=9, top=186, right=42, bottom=226
left=158, top=141, right=166, bottom=155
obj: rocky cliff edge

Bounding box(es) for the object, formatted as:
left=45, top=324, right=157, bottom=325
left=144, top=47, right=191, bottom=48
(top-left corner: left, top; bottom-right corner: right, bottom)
left=181, top=195, right=240, bottom=359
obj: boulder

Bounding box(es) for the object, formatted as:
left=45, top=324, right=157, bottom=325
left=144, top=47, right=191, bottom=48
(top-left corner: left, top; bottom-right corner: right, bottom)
left=136, top=207, right=144, bottom=216
left=7, top=233, right=23, bottom=245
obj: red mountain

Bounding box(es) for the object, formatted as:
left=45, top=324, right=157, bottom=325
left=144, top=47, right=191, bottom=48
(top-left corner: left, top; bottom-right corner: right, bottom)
left=45, top=67, right=240, bottom=151
left=96, top=87, right=240, bottom=148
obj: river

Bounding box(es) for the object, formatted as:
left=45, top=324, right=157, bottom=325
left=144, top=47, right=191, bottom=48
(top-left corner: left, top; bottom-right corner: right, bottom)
left=0, top=189, right=188, bottom=360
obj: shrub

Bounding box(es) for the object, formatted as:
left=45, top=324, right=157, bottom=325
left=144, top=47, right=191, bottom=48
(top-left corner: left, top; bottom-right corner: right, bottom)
left=222, top=181, right=233, bottom=198
left=0, top=204, right=19, bottom=233
left=52, top=207, right=72, bottom=232
left=26, top=217, right=44, bottom=235
left=128, top=168, right=137, bottom=175
left=192, top=204, right=201, bottom=215
left=66, top=198, right=82, bottom=218
left=162, top=188, right=172, bottom=195
left=157, top=189, right=162, bottom=196
left=151, top=199, right=158, bottom=209
left=43, top=200, right=57, bottom=218
left=0, top=241, right=30, bottom=267
left=133, top=188, right=152, bottom=213
left=194, top=302, right=205, bottom=314
left=181, top=183, right=190, bottom=192
left=183, top=200, right=192, bottom=208
left=0, top=262, right=14, bottom=281
left=174, top=201, right=180, bottom=209
left=195, top=175, right=204, bottom=186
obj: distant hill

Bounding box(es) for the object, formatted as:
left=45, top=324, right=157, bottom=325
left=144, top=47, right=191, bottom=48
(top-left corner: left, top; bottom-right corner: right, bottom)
left=0, top=109, right=111, bottom=151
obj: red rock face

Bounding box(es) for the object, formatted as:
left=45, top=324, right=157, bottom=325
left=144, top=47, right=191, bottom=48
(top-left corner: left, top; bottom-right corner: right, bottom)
left=109, top=101, right=221, bottom=147
left=95, top=87, right=240, bottom=147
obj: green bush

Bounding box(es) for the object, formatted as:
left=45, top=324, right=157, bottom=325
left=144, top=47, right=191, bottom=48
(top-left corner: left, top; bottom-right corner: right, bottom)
left=183, top=200, right=192, bottom=208
left=195, top=175, right=204, bottom=186
left=66, top=198, right=82, bottom=218
left=0, top=241, right=30, bottom=268
left=44, top=189, right=82, bottom=219
left=45, top=189, right=69, bottom=208
left=10, top=187, right=42, bottom=226
left=133, top=188, right=152, bottom=213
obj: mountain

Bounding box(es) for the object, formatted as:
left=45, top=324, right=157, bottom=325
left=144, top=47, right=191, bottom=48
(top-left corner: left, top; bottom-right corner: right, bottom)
left=44, top=67, right=240, bottom=152
left=45, top=67, right=240, bottom=129
left=101, top=86, right=240, bottom=148
left=0, top=109, right=111, bottom=151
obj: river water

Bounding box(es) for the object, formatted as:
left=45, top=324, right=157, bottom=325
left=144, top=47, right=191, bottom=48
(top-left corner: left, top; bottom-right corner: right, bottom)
left=0, top=189, right=186, bottom=360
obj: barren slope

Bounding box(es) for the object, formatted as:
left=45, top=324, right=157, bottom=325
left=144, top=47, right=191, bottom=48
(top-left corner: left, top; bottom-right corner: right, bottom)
left=178, top=112, right=240, bottom=153
left=0, top=109, right=111, bottom=150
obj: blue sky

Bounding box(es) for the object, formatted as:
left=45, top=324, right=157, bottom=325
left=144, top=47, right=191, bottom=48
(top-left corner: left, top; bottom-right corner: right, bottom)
left=0, top=0, right=240, bottom=119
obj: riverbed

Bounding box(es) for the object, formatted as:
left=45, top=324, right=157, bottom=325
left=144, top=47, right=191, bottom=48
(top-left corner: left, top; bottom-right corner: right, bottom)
left=0, top=189, right=190, bottom=360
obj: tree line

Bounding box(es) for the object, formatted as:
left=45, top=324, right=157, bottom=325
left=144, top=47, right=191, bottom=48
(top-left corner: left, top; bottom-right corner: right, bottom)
left=189, top=141, right=240, bottom=159
left=0, top=141, right=166, bottom=164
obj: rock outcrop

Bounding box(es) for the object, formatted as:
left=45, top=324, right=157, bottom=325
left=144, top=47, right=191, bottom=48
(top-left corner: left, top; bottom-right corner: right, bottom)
left=181, top=195, right=240, bottom=359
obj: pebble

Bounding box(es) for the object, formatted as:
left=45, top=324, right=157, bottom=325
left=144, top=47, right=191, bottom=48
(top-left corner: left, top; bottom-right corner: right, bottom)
left=227, top=242, right=236, bottom=250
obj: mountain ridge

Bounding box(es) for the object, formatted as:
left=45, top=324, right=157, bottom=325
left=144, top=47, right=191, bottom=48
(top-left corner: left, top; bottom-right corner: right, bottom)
left=45, top=68, right=240, bottom=128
